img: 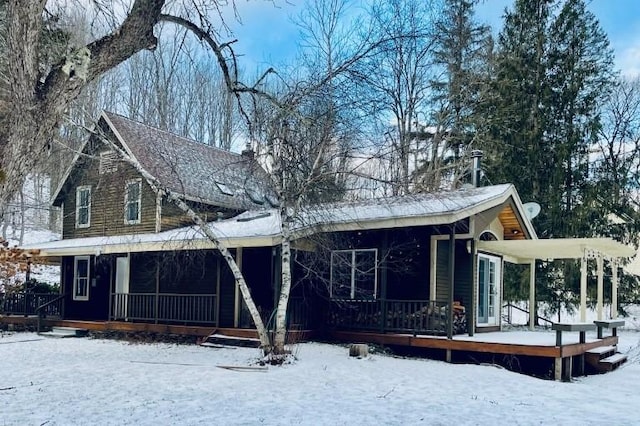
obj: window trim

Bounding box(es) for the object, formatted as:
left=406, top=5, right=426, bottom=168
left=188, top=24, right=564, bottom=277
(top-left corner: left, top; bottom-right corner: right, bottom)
left=124, top=179, right=142, bottom=225
left=75, top=186, right=91, bottom=229
left=73, top=256, right=90, bottom=301
left=330, top=248, right=378, bottom=300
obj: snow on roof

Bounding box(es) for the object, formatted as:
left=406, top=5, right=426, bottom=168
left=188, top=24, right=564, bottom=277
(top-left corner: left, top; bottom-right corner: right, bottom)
left=25, top=184, right=528, bottom=257
left=303, top=183, right=515, bottom=227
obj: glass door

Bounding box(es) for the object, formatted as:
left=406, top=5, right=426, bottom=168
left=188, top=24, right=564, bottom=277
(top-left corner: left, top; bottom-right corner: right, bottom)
left=477, top=254, right=501, bottom=326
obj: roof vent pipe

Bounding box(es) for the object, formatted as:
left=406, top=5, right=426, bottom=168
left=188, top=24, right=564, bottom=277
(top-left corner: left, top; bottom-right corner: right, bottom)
left=471, top=150, right=483, bottom=187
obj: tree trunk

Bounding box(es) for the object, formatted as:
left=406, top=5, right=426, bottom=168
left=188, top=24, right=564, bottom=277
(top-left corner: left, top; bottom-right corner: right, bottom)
left=273, top=212, right=293, bottom=354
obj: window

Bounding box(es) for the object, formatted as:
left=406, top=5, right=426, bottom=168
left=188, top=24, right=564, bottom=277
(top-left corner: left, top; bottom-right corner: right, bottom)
left=330, top=249, right=378, bottom=299
left=124, top=179, right=142, bottom=224
left=73, top=256, right=90, bottom=301
left=75, top=186, right=91, bottom=228
left=215, top=181, right=234, bottom=196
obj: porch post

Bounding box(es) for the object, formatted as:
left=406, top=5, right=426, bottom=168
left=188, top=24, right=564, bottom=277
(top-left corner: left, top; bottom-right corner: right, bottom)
left=529, top=260, right=535, bottom=331
left=580, top=255, right=587, bottom=322
left=155, top=255, right=160, bottom=324
left=447, top=225, right=455, bottom=340
left=611, top=259, right=618, bottom=319
left=597, top=255, right=604, bottom=321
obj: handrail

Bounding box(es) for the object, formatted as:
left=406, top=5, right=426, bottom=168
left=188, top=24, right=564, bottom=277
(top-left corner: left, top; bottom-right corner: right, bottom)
left=503, top=302, right=553, bottom=325
left=36, top=294, right=66, bottom=333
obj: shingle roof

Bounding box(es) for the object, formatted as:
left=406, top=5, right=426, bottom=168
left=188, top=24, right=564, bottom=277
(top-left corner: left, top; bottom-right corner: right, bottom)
left=103, top=111, right=275, bottom=211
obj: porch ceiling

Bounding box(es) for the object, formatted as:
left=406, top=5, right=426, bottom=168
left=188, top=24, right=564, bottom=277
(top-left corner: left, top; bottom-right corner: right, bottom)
left=477, top=238, right=635, bottom=264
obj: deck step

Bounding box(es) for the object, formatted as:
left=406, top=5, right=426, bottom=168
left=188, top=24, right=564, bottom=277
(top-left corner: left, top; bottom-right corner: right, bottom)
left=586, top=345, right=617, bottom=356
left=598, top=353, right=627, bottom=372
left=200, top=333, right=261, bottom=348
left=40, top=327, right=88, bottom=338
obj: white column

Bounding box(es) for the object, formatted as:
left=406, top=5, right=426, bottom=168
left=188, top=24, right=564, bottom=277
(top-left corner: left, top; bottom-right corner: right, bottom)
left=612, top=260, right=618, bottom=319
left=580, top=255, right=587, bottom=322
left=529, top=260, right=536, bottom=330
left=597, top=255, right=604, bottom=321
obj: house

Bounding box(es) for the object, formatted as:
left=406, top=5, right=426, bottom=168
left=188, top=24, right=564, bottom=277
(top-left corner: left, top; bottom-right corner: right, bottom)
left=43, top=111, right=277, bottom=324
left=8, top=112, right=635, bottom=348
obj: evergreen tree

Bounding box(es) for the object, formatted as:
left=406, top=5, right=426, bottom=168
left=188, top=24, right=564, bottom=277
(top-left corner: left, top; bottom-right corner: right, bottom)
left=546, top=0, right=616, bottom=238
left=482, top=0, right=555, bottom=220
left=424, top=0, right=492, bottom=188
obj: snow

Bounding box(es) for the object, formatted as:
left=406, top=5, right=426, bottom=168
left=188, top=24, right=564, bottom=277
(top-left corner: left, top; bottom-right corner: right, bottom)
left=1, top=330, right=640, bottom=425
left=3, top=226, right=60, bottom=286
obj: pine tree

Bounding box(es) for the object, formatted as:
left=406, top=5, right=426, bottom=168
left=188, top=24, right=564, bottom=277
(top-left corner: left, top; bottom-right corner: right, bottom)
left=546, top=0, right=616, bottom=238
left=424, top=0, right=491, bottom=189
left=482, top=0, right=555, bottom=218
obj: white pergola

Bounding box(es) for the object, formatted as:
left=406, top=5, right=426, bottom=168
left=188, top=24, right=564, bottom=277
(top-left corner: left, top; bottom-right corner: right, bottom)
left=477, top=238, right=636, bottom=329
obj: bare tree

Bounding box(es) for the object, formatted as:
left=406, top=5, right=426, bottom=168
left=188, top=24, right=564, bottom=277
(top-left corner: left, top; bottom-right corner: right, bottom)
left=358, top=0, right=439, bottom=195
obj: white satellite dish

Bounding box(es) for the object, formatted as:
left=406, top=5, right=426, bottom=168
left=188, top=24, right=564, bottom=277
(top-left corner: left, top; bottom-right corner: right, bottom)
left=523, top=202, right=541, bottom=220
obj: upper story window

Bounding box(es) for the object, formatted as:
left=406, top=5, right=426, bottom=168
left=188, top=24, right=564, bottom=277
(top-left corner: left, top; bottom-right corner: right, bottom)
left=125, top=179, right=142, bottom=224
left=75, top=186, right=91, bottom=228
left=330, top=248, right=378, bottom=300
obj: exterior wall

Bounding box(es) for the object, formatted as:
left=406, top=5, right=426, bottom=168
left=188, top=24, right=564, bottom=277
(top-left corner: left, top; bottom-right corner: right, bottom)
left=59, top=136, right=157, bottom=239
left=435, top=239, right=472, bottom=305
left=61, top=255, right=111, bottom=321
left=303, top=226, right=434, bottom=301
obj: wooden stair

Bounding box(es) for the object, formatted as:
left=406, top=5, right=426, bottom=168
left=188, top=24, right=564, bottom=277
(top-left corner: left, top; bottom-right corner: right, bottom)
left=200, top=331, right=261, bottom=349
left=585, top=345, right=627, bottom=374
left=39, top=326, right=88, bottom=339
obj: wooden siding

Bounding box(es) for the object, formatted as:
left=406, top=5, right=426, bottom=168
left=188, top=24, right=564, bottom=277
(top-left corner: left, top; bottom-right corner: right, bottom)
left=436, top=240, right=472, bottom=306
left=218, top=257, right=236, bottom=327
left=59, top=136, right=158, bottom=239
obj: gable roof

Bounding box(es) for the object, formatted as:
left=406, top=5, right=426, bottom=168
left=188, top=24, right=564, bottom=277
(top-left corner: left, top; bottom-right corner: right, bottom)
left=300, top=183, right=537, bottom=238
left=52, top=111, right=275, bottom=211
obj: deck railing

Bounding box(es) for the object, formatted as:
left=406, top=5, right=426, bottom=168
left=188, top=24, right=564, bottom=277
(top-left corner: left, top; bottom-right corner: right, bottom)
left=327, top=299, right=459, bottom=336
left=111, top=293, right=218, bottom=325
left=0, top=292, right=63, bottom=317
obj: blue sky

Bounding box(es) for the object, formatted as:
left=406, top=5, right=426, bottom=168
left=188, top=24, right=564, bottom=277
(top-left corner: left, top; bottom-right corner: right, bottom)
left=226, top=0, right=640, bottom=77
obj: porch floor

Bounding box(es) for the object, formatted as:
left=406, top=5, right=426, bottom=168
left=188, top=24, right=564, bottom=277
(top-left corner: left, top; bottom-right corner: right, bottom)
left=327, top=329, right=618, bottom=359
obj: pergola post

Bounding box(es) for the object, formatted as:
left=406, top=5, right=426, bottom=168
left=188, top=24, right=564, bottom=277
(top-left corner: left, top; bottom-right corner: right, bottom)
left=612, top=260, right=618, bottom=319
left=529, top=260, right=535, bottom=330
left=580, top=255, right=587, bottom=322
left=597, top=255, right=604, bottom=321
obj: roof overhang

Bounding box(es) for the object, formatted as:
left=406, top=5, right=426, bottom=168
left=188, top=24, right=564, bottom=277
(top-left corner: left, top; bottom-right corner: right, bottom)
left=477, top=238, right=635, bottom=264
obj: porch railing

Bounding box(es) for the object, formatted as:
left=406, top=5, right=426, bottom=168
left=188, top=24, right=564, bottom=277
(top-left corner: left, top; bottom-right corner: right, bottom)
left=326, top=299, right=464, bottom=336
left=110, top=293, right=218, bottom=325
left=0, top=292, right=63, bottom=317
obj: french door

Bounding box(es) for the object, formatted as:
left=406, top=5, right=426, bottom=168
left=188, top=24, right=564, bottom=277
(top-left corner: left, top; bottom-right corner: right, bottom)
left=477, top=254, right=501, bottom=326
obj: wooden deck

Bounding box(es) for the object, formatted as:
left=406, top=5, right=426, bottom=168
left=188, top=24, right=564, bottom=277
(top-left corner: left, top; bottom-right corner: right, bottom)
left=326, top=329, right=619, bottom=381
left=1, top=315, right=617, bottom=380
left=0, top=316, right=310, bottom=341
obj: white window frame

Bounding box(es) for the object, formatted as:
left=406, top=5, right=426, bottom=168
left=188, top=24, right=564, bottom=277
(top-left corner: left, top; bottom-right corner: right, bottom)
left=73, top=256, right=90, bottom=301
left=75, top=186, right=91, bottom=229
left=330, top=248, right=378, bottom=299
left=124, top=179, right=142, bottom=225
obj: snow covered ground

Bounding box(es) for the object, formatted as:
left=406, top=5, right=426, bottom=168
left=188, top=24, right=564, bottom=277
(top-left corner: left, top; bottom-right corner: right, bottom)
left=1, top=330, right=640, bottom=425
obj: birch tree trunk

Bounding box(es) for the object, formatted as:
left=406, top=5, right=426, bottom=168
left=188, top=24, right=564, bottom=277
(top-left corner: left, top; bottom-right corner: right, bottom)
left=273, top=208, right=293, bottom=354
